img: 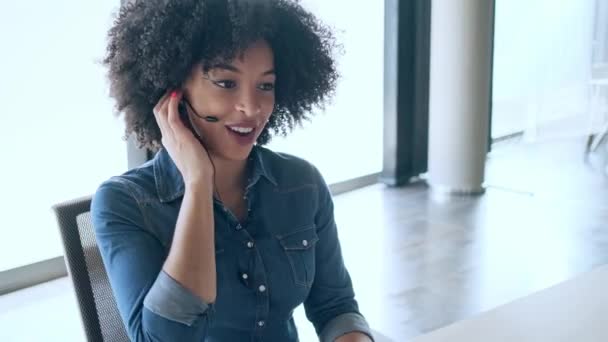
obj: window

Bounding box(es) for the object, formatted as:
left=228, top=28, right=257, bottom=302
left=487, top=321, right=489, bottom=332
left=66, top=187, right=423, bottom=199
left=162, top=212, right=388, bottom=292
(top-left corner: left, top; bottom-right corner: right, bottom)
left=267, top=0, right=384, bottom=185
left=0, top=0, right=385, bottom=273
left=0, top=1, right=126, bottom=271
left=492, top=0, right=599, bottom=141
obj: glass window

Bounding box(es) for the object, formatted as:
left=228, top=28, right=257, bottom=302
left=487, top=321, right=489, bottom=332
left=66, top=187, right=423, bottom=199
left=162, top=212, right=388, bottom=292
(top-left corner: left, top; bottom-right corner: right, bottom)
left=492, top=0, right=601, bottom=141
left=0, top=1, right=126, bottom=271
left=267, top=0, right=384, bottom=185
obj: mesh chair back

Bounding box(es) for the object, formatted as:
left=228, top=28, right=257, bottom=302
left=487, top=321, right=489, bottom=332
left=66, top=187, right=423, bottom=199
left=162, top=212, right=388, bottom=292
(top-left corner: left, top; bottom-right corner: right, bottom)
left=52, top=196, right=129, bottom=342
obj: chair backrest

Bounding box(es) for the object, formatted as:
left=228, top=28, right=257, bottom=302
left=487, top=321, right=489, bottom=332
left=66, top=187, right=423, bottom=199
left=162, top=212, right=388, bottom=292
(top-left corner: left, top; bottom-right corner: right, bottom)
left=52, top=196, right=129, bottom=342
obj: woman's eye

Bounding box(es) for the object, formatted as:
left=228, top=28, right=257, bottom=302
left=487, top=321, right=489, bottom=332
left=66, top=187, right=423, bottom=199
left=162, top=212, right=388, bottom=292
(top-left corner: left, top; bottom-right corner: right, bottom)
left=259, top=83, right=275, bottom=91
left=213, top=80, right=236, bottom=89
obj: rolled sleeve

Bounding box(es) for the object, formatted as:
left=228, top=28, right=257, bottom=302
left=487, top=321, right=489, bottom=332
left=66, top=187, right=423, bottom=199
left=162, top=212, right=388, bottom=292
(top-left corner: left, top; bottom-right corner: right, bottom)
left=144, top=270, right=211, bottom=326
left=319, top=312, right=374, bottom=342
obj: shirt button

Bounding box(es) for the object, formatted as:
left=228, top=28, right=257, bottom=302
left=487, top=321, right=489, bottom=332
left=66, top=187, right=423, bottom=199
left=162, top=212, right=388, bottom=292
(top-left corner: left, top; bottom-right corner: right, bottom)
left=258, top=285, right=266, bottom=292
left=236, top=224, right=242, bottom=230
left=302, top=240, right=308, bottom=247
left=247, top=241, right=254, bottom=248
left=258, top=321, right=265, bottom=327
left=242, top=273, right=249, bottom=280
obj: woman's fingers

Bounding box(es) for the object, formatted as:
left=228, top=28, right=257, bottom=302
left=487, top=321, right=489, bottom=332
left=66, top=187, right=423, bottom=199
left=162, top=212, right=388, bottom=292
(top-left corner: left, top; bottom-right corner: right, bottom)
left=167, top=90, right=202, bottom=144
left=152, top=90, right=214, bottom=183
left=154, top=90, right=178, bottom=144
left=167, top=90, right=187, bottom=134
left=153, top=91, right=172, bottom=115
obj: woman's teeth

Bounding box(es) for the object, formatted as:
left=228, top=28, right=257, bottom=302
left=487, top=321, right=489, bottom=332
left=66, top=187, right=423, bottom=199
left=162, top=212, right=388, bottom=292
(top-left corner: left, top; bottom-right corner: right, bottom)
left=228, top=126, right=254, bottom=134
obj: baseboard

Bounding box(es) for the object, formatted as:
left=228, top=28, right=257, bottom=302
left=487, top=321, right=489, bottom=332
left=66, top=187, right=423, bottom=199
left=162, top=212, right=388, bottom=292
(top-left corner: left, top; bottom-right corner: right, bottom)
left=329, top=173, right=381, bottom=196
left=0, top=257, right=67, bottom=295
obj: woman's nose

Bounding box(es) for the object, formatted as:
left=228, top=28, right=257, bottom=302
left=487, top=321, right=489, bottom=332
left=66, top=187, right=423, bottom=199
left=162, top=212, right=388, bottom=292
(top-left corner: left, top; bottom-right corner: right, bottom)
left=235, top=90, right=262, bottom=116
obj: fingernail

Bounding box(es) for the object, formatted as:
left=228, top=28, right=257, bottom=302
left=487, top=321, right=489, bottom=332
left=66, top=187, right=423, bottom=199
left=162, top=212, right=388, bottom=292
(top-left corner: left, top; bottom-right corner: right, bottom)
left=170, top=91, right=177, bottom=98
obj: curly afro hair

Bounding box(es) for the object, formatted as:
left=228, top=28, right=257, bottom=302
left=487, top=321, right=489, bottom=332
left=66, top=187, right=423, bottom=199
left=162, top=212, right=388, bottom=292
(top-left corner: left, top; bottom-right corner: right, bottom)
left=103, top=0, right=340, bottom=150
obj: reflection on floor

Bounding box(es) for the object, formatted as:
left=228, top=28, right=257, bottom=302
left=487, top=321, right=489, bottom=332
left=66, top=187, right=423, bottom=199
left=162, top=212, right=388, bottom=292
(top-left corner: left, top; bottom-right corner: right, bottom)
left=1, top=137, right=607, bottom=342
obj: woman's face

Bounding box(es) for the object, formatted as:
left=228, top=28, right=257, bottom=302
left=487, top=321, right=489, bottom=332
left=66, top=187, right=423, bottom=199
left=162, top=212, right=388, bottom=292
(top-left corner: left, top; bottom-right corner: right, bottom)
left=181, top=40, right=276, bottom=161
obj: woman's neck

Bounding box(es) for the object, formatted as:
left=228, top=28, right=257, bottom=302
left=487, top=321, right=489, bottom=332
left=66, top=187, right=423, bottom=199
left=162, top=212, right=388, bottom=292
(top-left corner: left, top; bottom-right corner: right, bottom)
left=209, top=155, right=248, bottom=200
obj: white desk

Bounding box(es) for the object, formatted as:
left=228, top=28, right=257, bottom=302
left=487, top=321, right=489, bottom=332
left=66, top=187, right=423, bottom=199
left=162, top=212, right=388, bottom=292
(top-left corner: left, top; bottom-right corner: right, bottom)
left=412, top=265, right=608, bottom=342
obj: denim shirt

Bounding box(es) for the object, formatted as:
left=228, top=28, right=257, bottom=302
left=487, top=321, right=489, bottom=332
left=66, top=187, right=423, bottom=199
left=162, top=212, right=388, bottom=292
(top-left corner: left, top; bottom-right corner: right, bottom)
left=91, top=145, right=373, bottom=342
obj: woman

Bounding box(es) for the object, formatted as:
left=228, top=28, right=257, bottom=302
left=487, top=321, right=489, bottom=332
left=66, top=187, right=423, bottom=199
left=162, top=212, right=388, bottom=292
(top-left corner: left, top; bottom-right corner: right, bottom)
left=91, top=0, right=374, bottom=341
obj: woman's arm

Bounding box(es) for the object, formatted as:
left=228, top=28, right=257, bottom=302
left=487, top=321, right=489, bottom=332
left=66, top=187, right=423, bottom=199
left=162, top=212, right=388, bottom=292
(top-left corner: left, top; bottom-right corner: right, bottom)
left=304, top=166, right=375, bottom=342
left=92, top=90, right=219, bottom=341
left=92, top=180, right=216, bottom=342
left=153, top=89, right=218, bottom=305
left=162, top=180, right=217, bottom=304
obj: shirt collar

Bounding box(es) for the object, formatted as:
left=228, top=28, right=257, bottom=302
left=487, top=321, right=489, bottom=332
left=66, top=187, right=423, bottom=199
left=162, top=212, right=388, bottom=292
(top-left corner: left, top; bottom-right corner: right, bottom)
left=153, top=145, right=278, bottom=203
left=247, top=145, right=278, bottom=189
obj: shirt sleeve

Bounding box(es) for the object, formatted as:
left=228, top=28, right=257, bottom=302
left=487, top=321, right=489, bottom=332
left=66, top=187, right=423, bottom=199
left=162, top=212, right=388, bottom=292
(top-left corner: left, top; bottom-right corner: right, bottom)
left=91, top=179, right=213, bottom=342
left=303, top=167, right=375, bottom=342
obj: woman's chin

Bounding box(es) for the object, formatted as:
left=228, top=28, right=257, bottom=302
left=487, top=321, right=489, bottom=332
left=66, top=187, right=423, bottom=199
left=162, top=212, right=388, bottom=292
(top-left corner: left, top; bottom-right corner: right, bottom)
left=212, top=145, right=254, bottom=162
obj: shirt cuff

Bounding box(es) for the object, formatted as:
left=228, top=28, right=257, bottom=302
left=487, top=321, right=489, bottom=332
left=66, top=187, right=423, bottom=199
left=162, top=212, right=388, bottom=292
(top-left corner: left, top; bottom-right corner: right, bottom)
left=319, top=312, right=375, bottom=342
left=143, top=270, right=211, bottom=326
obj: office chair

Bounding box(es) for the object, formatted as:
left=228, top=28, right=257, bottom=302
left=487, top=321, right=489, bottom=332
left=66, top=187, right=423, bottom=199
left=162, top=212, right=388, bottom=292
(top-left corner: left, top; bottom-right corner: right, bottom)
left=52, top=196, right=129, bottom=342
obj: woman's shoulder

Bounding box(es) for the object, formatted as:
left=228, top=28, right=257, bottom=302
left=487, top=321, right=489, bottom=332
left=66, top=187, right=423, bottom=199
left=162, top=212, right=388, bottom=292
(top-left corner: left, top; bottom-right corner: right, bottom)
left=92, top=160, right=157, bottom=209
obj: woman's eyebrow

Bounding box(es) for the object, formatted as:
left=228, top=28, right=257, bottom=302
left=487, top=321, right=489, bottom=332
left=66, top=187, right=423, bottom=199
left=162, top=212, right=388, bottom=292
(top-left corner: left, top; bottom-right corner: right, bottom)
left=209, top=63, right=275, bottom=76
left=211, top=63, right=241, bottom=73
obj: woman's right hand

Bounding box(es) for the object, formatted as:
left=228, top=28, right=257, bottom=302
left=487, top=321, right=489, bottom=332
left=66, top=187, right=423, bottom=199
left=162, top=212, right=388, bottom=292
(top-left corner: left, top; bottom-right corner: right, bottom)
left=153, top=89, right=215, bottom=189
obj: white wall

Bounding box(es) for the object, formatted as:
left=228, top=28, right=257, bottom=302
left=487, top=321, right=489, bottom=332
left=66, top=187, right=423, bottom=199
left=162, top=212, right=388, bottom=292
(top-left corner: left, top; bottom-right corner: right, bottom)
left=492, top=0, right=596, bottom=140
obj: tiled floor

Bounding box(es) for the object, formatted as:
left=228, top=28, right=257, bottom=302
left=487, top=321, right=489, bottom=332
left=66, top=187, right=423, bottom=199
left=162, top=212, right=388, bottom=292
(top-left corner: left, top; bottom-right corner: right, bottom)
left=1, top=137, right=607, bottom=342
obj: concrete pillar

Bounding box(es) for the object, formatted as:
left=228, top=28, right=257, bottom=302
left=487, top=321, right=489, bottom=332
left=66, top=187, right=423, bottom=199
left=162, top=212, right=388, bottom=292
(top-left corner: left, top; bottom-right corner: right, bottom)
left=427, top=0, right=494, bottom=195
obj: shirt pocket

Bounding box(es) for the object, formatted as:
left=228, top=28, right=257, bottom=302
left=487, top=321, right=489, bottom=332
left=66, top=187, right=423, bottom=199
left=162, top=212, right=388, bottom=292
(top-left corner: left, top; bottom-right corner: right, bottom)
left=277, top=226, right=319, bottom=288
